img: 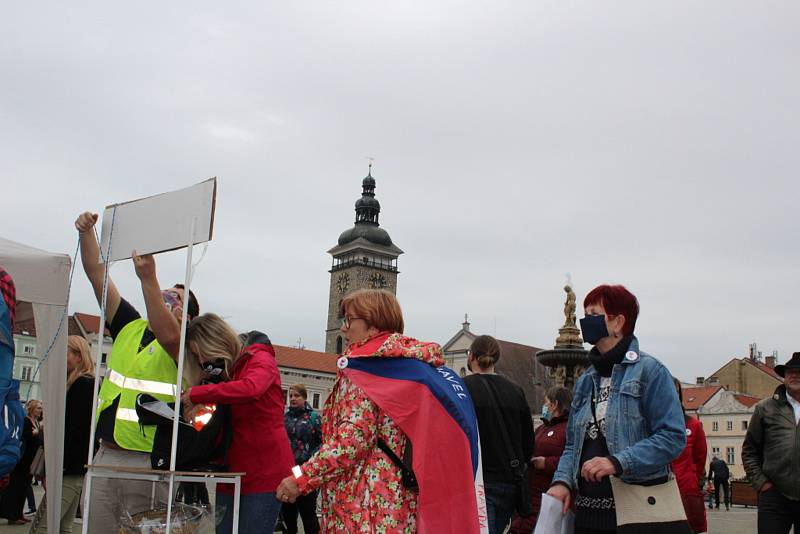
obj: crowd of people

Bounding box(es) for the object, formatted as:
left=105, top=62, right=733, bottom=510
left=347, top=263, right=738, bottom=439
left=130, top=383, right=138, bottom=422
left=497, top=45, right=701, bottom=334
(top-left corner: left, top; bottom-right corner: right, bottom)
left=0, top=212, right=798, bottom=534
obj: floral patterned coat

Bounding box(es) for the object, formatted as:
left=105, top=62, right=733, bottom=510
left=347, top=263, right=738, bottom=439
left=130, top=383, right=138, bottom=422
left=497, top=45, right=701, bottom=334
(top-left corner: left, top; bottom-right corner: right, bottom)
left=297, top=332, right=445, bottom=534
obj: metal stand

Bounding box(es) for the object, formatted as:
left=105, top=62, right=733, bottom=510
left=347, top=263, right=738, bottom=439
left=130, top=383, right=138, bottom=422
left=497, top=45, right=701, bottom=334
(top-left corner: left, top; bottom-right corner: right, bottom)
left=86, top=466, right=243, bottom=532
left=81, top=216, right=238, bottom=533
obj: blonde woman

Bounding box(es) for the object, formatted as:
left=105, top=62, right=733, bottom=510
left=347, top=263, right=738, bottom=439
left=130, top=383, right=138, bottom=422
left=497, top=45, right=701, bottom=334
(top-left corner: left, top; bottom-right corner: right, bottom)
left=29, top=335, right=95, bottom=534
left=182, top=314, right=293, bottom=534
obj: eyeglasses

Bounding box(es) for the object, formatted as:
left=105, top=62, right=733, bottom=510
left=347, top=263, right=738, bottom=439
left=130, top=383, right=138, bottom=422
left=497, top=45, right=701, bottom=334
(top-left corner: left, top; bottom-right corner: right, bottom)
left=342, top=315, right=365, bottom=329
left=162, top=290, right=183, bottom=310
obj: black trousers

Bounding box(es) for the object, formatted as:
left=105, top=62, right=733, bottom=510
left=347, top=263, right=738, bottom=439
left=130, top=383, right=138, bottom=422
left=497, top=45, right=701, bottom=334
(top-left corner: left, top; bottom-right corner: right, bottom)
left=713, top=479, right=730, bottom=507
left=282, top=490, right=319, bottom=534
left=758, top=487, right=800, bottom=534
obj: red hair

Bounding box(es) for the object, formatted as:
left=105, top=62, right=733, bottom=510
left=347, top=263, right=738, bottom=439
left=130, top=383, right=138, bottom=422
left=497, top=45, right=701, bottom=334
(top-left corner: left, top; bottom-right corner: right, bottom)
left=583, top=284, right=639, bottom=336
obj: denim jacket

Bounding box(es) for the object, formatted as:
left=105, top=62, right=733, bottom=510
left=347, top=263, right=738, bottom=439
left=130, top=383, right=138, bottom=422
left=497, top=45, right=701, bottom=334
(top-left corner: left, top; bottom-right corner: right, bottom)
left=552, top=338, right=686, bottom=488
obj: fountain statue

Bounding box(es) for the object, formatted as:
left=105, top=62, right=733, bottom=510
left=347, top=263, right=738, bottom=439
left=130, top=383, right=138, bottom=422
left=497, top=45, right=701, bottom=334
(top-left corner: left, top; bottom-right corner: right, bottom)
left=536, top=284, right=589, bottom=391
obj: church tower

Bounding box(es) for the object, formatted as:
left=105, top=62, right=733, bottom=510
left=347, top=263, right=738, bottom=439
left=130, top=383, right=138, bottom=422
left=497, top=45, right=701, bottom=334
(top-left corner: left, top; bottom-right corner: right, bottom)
left=325, top=167, right=403, bottom=353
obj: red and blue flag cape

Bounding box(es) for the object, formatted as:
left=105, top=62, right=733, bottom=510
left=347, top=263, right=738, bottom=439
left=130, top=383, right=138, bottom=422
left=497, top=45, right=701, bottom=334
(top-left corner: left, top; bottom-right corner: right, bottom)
left=343, top=355, right=489, bottom=534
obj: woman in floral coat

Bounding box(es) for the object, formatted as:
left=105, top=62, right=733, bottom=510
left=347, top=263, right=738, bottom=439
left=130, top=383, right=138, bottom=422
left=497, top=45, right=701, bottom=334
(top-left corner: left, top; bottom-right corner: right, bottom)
left=276, top=289, right=484, bottom=534
left=283, top=384, right=322, bottom=534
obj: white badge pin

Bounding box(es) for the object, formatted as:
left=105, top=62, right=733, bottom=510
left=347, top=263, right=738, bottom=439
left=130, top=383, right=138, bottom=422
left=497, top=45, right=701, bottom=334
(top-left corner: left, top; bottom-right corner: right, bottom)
left=686, top=428, right=693, bottom=436
left=149, top=346, right=154, bottom=354
left=336, top=356, right=349, bottom=369
left=547, top=431, right=554, bottom=437
left=625, top=351, right=638, bottom=362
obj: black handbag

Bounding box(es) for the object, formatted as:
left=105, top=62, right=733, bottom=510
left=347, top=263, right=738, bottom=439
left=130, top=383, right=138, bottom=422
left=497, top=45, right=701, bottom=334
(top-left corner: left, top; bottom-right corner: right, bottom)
left=135, top=394, right=232, bottom=471
left=476, top=376, right=534, bottom=518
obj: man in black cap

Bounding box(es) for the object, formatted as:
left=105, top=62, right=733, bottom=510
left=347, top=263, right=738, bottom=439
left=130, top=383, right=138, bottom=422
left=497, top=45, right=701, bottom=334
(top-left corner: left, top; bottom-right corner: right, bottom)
left=742, top=352, right=800, bottom=533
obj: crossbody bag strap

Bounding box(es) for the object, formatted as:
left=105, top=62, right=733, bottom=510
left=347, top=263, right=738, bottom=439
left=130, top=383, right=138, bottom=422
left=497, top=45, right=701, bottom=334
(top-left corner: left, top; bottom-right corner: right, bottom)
left=377, top=438, right=416, bottom=476
left=476, top=375, right=522, bottom=472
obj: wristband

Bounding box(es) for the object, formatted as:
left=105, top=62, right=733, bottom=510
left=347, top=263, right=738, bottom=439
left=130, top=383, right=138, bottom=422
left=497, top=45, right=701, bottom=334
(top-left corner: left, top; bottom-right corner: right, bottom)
left=292, top=465, right=309, bottom=488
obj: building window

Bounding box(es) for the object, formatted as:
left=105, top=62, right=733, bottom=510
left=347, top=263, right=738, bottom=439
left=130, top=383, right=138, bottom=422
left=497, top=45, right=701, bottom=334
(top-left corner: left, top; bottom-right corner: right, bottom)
left=742, top=420, right=748, bottom=431
left=23, top=345, right=35, bottom=356
left=726, top=421, right=733, bottom=431
left=727, top=447, right=735, bottom=465
left=712, top=447, right=720, bottom=457
left=21, top=366, right=33, bottom=381
left=336, top=336, right=343, bottom=355
left=312, top=393, right=321, bottom=409
left=712, top=421, right=719, bottom=432
left=282, top=388, right=288, bottom=406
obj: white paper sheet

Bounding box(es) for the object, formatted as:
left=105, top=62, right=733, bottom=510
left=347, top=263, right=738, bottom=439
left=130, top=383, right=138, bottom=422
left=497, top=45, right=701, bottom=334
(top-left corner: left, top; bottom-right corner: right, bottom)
left=533, top=493, right=575, bottom=534
left=98, top=178, right=216, bottom=262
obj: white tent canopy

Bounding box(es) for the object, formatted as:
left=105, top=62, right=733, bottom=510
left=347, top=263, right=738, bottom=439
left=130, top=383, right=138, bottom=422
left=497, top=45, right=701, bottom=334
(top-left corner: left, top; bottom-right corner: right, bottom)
left=0, top=236, right=71, bottom=534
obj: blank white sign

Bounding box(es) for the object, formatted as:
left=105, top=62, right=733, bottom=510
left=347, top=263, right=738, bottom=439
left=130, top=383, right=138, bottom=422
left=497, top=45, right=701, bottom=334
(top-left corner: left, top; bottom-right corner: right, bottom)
left=99, top=178, right=217, bottom=263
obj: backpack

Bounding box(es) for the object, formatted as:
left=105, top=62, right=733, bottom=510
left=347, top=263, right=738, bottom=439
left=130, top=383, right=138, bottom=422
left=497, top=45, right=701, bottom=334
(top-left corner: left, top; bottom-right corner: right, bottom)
left=0, top=296, right=25, bottom=476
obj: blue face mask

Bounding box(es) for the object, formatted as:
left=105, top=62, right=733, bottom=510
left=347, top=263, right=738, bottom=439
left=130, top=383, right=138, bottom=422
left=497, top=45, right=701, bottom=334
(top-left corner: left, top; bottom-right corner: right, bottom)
left=580, top=314, right=609, bottom=345
left=541, top=404, right=551, bottom=421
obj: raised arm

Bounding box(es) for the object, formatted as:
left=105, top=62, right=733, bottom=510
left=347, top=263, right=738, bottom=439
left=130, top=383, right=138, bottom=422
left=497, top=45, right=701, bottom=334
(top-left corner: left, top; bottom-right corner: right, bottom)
left=132, top=252, right=181, bottom=358
left=75, top=212, right=121, bottom=322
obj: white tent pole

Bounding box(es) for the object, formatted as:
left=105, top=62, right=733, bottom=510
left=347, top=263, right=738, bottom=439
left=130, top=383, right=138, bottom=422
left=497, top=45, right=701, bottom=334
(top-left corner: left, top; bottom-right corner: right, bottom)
left=165, top=217, right=196, bottom=534
left=81, top=234, right=114, bottom=534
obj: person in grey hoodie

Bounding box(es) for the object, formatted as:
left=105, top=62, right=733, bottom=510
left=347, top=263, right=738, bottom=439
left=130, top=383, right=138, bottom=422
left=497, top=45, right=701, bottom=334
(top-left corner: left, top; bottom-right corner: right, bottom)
left=742, top=352, right=800, bottom=534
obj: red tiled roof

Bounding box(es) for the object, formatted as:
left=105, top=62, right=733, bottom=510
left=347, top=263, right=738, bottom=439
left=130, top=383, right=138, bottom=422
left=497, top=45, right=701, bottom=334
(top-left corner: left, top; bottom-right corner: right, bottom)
left=73, top=312, right=110, bottom=336
left=12, top=301, right=82, bottom=337
left=734, top=394, right=761, bottom=407
left=750, top=360, right=782, bottom=380
left=682, top=385, right=722, bottom=410
left=274, top=345, right=338, bottom=374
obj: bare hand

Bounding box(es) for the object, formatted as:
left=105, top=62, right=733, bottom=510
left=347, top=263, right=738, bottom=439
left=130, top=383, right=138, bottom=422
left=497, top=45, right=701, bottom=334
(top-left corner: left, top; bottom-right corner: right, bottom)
left=181, top=389, right=195, bottom=415
left=75, top=212, right=99, bottom=233
left=531, top=456, right=546, bottom=470
left=760, top=481, right=774, bottom=493
left=546, top=484, right=572, bottom=515
left=132, top=251, right=156, bottom=281
left=580, top=457, right=617, bottom=483
left=276, top=476, right=301, bottom=504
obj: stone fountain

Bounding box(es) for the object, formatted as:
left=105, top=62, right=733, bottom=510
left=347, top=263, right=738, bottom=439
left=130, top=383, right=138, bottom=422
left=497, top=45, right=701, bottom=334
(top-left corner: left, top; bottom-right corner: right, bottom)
left=536, top=285, right=589, bottom=391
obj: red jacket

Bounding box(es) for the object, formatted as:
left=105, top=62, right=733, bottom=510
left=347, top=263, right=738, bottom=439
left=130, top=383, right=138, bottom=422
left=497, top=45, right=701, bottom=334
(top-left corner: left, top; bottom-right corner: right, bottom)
left=190, top=333, right=293, bottom=494
left=671, top=416, right=707, bottom=496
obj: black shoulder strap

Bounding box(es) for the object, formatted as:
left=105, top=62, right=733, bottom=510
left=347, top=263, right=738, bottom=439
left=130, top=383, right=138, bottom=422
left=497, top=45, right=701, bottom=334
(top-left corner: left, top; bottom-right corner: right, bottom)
left=476, top=375, right=522, bottom=470
left=376, top=438, right=416, bottom=488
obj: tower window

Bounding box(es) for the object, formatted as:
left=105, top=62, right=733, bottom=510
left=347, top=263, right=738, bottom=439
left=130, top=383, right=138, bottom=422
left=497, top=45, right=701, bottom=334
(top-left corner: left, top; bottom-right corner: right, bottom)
left=336, top=336, right=343, bottom=354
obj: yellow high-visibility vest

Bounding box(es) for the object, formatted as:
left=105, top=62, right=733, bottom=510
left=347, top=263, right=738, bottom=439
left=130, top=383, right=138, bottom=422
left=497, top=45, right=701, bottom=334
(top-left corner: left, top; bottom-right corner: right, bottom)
left=98, top=319, right=179, bottom=452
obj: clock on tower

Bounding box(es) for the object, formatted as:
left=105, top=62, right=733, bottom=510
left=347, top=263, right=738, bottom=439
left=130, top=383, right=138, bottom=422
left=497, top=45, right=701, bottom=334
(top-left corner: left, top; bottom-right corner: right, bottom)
left=325, top=167, right=403, bottom=354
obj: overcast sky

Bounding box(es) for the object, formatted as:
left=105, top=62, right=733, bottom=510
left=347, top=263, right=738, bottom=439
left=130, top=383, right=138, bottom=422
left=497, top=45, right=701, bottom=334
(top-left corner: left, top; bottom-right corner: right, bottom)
left=3, top=1, right=798, bottom=383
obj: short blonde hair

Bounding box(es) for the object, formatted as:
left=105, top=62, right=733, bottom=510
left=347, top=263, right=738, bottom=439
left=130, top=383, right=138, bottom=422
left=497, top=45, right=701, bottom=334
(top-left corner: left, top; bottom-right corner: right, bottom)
left=340, top=289, right=404, bottom=334
left=187, top=313, right=243, bottom=377
left=289, top=383, right=308, bottom=399
left=67, top=335, right=95, bottom=387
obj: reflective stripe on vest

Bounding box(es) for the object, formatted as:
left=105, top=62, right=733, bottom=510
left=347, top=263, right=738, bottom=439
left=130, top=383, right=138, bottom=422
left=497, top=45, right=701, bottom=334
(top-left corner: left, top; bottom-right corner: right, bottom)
left=97, top=318, right=180, bottom=452
left=106, top=369, right=177, bottom=397
left=116, top=408, right=140, bottom=422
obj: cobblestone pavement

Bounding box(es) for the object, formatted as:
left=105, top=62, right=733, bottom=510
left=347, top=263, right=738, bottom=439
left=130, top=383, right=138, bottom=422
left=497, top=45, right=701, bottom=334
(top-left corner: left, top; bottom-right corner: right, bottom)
left=707, top=504, right=758, bottom=534
left=0, top=485, right=758, bottom=534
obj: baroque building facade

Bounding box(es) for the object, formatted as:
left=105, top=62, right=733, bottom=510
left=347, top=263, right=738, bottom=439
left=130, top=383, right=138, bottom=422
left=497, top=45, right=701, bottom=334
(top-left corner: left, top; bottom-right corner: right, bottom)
left=325, top=168, right=403, bottom=354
